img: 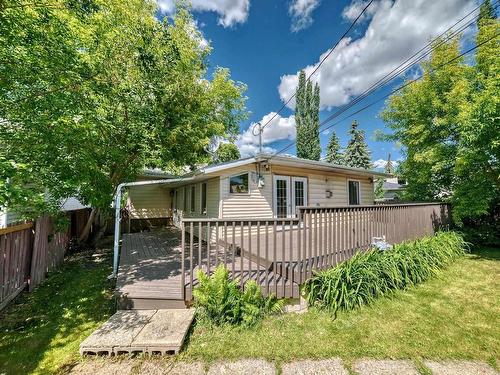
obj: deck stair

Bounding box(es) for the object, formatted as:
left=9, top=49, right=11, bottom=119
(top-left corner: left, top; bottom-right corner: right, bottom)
left=80, top=309, right=195, bottom=356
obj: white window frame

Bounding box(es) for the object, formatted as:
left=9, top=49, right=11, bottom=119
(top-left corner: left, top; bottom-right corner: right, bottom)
left=291, top=176, right=308, bottom=215
left=200, top=182, right=207, bottom=215
left=347, top=179, right=361, bottom=206
left=273, top=175, right=308, bottom=218
left=229, top=172, right=250, bottom=195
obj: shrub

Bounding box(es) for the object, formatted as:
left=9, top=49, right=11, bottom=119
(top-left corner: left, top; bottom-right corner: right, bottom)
left=304, top=231, right=468, bottom=313
left=193, top=264, right=284, bottom=327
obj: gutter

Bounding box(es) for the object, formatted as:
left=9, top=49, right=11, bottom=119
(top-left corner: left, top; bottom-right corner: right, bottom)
left=110, top=177, right=196, bottom=278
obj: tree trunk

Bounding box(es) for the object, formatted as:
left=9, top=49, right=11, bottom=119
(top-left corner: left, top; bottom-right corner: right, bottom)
left=89, top=210, right=109, bottom=247
left=78, top=208, right=97, bottom=244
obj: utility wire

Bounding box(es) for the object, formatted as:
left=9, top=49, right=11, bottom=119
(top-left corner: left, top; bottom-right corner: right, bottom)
left=256, top=0, right=375, bottom=133
left=270, top=30, right=500, bottom=158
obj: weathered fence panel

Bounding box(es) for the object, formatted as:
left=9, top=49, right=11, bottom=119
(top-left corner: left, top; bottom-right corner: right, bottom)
left=180, top=203, right=450, bottom=300
left=0, top=216, right=71, bottom=310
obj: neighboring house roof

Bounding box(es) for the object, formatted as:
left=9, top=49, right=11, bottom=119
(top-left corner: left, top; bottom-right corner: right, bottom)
left=383, top=181, right=405, bottom=191
left=141, top=168, right=175, bottom=179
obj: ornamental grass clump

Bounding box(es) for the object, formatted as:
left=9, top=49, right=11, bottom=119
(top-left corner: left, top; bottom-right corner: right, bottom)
left=304, top=231, right=467, bottom=313
left=193, top=264, right=284, bottom=327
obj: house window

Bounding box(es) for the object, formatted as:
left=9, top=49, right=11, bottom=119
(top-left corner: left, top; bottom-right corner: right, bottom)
left=229, top=173, right=249, bottom=194
left=190, top=185, right=196, bottom=213
left=183, top=187, right=188, bottom=211
left=348, top=180, right=360, bottom=205
left=201, top=182, right=207, bottom=215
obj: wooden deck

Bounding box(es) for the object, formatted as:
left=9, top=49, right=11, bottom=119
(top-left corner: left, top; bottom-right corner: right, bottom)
left=116, top=227, right=298, bottom=309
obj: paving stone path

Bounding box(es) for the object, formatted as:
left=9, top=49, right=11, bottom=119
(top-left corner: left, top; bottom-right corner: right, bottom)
left=70, top=358, right=499, bottom=375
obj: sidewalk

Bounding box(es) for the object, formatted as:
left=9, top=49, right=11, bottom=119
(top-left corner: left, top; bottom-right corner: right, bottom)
left=69, top=358, right=499, bottom=375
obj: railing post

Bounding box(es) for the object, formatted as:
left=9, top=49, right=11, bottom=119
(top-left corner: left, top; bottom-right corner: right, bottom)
left=180, top=220, right=185, bottom=301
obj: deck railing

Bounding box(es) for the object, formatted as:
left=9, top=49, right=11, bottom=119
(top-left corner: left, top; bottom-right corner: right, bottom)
left=180, top=203, right=450, bottom=300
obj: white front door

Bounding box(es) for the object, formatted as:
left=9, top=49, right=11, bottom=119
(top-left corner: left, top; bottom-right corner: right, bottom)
left=273, top=176, right=308, bottom=218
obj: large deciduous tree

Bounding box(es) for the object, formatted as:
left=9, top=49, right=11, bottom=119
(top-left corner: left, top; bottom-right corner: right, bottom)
left=295, top=71, right=321, bottom=160
left=0, top=0, right=247, bottom=242
left=382, top=4, right=499, bottom=222
left=343, top=120, right=372, bottom=169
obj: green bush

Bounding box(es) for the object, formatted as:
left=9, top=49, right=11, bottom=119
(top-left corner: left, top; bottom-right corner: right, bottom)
left=193, top=264, right=284, bottom=327
left=304, top=231, right=468, bottom=313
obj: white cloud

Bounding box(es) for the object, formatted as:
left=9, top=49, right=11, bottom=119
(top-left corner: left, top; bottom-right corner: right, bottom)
left=289, top=0, right=321, bottom=32
left=373, top=158, right=399, bottom=169
left=236, top=112, right=296, bottom=156
left=157, top=0, right=250, bottom=28
left=279, top=0, right=476, bottom=109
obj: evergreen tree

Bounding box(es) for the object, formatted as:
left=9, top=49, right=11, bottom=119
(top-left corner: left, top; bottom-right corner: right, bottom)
left=325, top=130, right=343, bottom=164
left=295, top=70, right=321, bottom=160
left=343, top=121, right=372, bottom=169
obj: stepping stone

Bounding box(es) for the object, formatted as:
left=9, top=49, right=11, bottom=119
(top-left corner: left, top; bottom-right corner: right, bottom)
left=353, top=359, right=419, bottom=374
left=130, top=309, right=195, bottom=355
left=80, top=310, right=155, bottom=356
left=282, top=359, right=348, bottom=374
left=424, top=360, right=499, bottom=375
left=139, top=361, right=205, bottom=375
left=207, top=359, right=275, bottom=375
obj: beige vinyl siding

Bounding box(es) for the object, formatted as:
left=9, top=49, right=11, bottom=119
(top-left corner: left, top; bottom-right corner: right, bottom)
left=127, top=185, right=171, bottom=218
left=174, top=178, right=220, bottom=219
left=219, top=165, right=273, bottom=219
left=271, top=165, right=374, bottom=206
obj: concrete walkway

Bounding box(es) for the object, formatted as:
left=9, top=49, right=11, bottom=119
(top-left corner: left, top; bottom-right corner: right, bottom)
left=70, top=359, right=499, bottom=374
left=80, top=309, right=195, bottom=356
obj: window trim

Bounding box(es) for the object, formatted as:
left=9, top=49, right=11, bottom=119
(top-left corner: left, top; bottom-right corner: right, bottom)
left=228, top=172, right=250, bottom=195
left=200, top=182, right=207, bottom=215
left=190, top=185, right=196, bottom=213
left=347, top=179, right=361, bottom=206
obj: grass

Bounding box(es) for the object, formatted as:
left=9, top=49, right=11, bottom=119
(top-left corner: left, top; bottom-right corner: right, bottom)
left=0, top=243, right=497, bottom=374
left=0, top=246, right=115, bottom=375
left=182, top=247, right=499, bottom=368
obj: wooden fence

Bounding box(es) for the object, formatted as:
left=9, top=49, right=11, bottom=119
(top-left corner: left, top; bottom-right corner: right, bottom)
left=180, top=203, right=451, bottom=300
left=0, top=217, right=70, bottom=310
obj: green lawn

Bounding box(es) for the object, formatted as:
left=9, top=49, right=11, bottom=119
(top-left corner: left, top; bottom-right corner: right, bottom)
left=0, top=247, right=115, bottom=375
left=182, top=247, right=500, bottom=369
left=0, top=245, right=498, bottom=374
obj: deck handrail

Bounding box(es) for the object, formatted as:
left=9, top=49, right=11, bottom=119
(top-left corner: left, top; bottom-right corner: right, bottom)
left=179, top=203, right=451, bottom=300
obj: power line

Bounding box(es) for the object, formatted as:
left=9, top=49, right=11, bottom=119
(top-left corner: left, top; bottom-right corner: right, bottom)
left=256, top=0, right=375, bottom=134
left=271, top=30, right=500, bottom=158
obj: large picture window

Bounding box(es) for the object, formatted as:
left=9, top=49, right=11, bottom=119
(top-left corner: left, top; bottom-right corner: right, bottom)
left=348, top=180, right=360, bottom=205
left=229, top=173, right=249, bottom=194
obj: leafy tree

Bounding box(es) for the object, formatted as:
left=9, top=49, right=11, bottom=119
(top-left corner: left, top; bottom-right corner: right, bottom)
left=0, top=1, right=247, bottom=242
left=382, top=13, right=499, bottom=223
left=295, top=70, right=321, bottom=160
left=325, top=130, right=343, bottom=164
left=374, top=178, right=385, bottom=200
left=214, top=143, right=241, bottom=163
left=343, top=121, right=372, bottom=169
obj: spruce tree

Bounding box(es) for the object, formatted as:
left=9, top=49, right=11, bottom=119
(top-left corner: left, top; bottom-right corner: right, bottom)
left=344, top=120, right=372, bottom=169
left=325, top=130, right=343, bottom=164
left=295, top=70, right=321, bottom=160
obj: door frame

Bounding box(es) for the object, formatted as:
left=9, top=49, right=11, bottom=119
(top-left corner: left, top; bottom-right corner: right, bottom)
left=273, top=175, right=308, bottom=218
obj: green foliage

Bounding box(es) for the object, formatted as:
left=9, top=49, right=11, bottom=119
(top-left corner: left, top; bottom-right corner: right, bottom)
left=343, top=120, right=372, bottom=169
left=193, top=264, right=284, bottom=327
left=0, top=1, right=247, bottom=218
left=374, top=178, right=385, bottom=199
left=214, top=142, right=241, bottom=163
left=295, top=70, right=321, bottom=160
left=304, top=232, right=467, bottom=313
left=325, top=130, right=343, bottom=164
left=382, top=20, right=499, bottom=222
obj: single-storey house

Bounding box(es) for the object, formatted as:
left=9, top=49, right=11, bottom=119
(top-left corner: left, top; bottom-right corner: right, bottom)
left=126, top=153, right=389, bottom=224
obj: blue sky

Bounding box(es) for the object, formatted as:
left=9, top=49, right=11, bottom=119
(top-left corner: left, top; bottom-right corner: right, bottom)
left=158, top=0, right=477, bottom=168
